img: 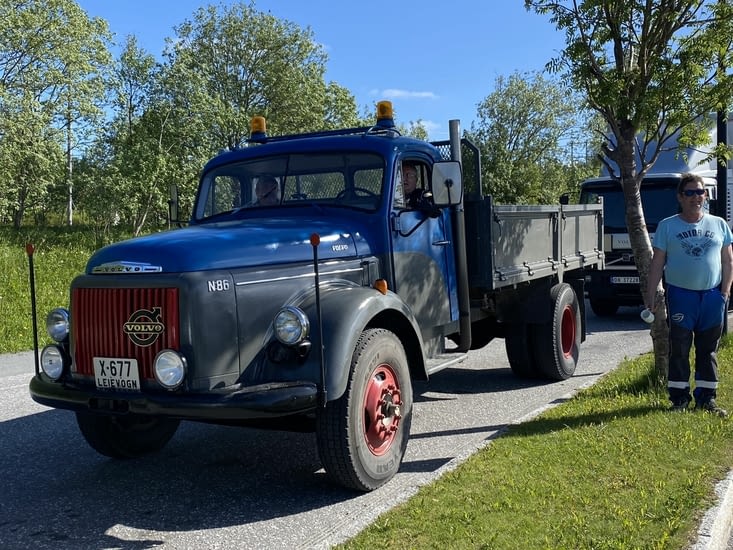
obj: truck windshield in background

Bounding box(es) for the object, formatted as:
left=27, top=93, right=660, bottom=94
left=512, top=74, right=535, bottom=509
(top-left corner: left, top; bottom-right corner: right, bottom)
left=579, top=183, right=681, bottom=232
left=195, top=152, right=385, bottom=219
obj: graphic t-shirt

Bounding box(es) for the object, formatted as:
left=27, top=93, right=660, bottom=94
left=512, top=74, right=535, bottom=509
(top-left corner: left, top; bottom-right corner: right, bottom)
left=653, top=213, right=733, bottom=290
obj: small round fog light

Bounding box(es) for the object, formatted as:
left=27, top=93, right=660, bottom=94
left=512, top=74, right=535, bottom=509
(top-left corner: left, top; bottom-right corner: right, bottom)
left=46, top=308, right=70, bottom=342
left=154, top=350, right=186, bottom=389
left=41, top=345, right=66, bottom=380
left=273, top=306, right=309, bottom=345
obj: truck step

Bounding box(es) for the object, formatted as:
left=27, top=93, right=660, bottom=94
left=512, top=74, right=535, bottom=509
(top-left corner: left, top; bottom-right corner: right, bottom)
left=425, top=352, right=467, bottom=376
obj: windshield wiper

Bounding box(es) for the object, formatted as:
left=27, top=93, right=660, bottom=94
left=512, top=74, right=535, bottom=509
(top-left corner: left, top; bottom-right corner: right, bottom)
left=200, top=208, right=238, bottom=222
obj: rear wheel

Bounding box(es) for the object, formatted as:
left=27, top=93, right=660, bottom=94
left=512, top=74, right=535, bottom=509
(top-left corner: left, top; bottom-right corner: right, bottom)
left=531, top=283, right=582, bottom=380
left=76, top=412, right=180, bottom=458
left=316, top=328, right=412, bottom=491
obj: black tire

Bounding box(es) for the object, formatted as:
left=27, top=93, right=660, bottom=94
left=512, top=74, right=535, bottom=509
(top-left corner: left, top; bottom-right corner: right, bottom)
left=589, top=298, right=618, bottom=317
left=471, top=317, right=499, bottom=349
left=505, top=323, right=539, bottom=378
left=316, top=328, right=412, bottom=492
left=75, top=412, right=180, bottom=458
left=530, top=283, right=582, bottom=380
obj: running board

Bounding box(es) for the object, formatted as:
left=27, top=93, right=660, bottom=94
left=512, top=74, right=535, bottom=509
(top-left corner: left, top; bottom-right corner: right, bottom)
left=425, top=352, right=467, bottom=376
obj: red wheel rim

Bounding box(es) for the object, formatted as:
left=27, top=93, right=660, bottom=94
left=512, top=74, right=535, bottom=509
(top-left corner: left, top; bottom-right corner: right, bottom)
left=362, top=363, right=402, bottom=456
left=560, top=305, right=576, bottom=358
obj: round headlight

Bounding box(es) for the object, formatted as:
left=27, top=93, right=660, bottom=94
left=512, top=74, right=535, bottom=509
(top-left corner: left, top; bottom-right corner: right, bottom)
left=273, top=306, right=310, bottom=345
left=154, top=350, right=186, bottom=389
left=40, top=345, right=66, bottom=380
left=46, top=308, right=70, bottom=342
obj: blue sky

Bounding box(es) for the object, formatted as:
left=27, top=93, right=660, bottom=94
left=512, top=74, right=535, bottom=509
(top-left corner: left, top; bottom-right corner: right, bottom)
left=75, top=0, right=566, bottom=140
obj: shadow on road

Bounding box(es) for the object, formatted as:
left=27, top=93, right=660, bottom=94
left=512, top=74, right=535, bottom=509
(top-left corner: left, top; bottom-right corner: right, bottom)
left=0, top=408, right=352, bottom=549
left=585, top=304, right=651, bottom=334
left=0, top=304, right=655, bottom=548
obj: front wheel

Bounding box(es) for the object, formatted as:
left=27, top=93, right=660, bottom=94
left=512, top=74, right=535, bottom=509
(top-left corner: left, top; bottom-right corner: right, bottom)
left=76, top=412, right=180, bottom=458
left=316, top=328, right=412, bottom=491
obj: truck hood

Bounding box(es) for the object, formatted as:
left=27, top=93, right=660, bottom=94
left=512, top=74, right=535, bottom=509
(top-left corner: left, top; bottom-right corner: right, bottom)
left=86, top=217, right=371, bottom=274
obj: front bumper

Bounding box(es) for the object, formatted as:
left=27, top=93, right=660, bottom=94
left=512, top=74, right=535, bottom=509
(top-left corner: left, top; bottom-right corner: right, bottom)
left=29, top=375, right=318, bottom=421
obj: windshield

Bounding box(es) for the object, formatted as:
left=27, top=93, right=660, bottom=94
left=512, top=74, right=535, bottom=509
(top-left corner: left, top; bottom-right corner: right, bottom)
left=195, top=152, right=385, bottom=220
left=579, top=185, right=683, bottom=231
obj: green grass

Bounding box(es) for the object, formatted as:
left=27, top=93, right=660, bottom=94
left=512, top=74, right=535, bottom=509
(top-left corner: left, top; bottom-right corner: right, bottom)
left=3, top=226, right=733, bottom=548
left=339, top=347, right=733, bottom=549
left=0, top=225, right=133, bottom=354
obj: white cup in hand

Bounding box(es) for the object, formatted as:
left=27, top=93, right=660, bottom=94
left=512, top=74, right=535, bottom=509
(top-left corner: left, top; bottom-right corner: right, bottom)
left=641, top=308, right=655, bottom=323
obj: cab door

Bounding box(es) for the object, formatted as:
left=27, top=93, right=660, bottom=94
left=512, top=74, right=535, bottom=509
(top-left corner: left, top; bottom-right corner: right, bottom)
left=390, top=160, right=457, bottom=335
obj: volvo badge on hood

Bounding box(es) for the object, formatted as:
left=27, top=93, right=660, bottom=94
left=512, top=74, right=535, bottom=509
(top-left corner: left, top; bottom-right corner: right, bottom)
left=92, top=261, right=163, bottom=274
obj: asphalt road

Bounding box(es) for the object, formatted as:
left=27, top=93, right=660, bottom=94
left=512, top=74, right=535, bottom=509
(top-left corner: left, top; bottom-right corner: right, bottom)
left=0, top=306, right=654, bottom=550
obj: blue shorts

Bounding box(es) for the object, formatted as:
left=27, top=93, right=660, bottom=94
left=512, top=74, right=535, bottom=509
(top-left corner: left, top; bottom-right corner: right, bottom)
left=666, top=285, right=726, bottom=332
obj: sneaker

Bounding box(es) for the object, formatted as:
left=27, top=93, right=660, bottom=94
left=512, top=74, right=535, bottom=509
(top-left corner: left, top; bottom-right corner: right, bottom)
left=670, top=400, right=690, bottom=412
left=694, top=399, right=728, bottom=417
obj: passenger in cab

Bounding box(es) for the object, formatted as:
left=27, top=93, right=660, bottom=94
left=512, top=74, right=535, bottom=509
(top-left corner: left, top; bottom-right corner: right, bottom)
left=253, top=175, right=280, bottom=206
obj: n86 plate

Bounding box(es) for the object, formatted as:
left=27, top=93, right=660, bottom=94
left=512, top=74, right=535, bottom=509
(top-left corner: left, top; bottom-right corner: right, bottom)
left=93, top=357, right=141, bottom=390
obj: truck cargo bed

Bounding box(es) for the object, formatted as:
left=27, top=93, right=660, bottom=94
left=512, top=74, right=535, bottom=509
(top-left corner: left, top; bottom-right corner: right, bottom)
left=464, top=196, right=603, bottom=291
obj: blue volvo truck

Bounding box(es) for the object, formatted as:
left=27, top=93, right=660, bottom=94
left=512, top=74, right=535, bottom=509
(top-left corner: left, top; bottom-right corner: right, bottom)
left=30, top=102, right=603, bottom=491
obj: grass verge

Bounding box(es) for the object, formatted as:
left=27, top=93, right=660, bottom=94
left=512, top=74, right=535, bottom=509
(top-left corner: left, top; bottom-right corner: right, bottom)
left=339, top=342, right=733, bottom=549
left=1, top=225, right=133, bottom=354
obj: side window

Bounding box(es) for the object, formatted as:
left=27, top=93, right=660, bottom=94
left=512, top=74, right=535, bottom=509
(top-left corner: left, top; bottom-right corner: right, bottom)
left=395, top=160, right=430, bottom=210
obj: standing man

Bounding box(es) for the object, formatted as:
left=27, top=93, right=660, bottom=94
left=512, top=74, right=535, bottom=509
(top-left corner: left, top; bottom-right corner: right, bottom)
left=646, top=173, right=733, bottom=416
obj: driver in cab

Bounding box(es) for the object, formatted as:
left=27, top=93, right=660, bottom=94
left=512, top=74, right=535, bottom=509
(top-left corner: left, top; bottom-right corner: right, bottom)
left=401, top=162, right=439, bottom=216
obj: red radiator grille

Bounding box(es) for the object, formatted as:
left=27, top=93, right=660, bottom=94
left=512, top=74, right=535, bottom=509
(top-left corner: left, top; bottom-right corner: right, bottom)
left=72, top=287, right=180, bottom=379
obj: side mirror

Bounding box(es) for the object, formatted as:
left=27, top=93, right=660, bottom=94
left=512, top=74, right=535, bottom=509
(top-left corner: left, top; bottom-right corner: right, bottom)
left=168, top=184, right=180, bottom=227
left=431, top=161, right=463, bottom=206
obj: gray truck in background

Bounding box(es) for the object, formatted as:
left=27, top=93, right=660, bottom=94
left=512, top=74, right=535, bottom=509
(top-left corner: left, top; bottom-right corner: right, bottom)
left=579, top=125, right=731, bottom=317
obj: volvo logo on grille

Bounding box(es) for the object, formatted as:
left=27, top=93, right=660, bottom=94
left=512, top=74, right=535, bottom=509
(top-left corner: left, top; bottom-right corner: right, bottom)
left=124, top=307, right=164, bottom=347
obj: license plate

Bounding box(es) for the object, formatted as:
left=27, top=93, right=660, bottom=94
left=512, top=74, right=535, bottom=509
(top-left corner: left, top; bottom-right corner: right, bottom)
left=610, top=276, right=639, bottom=284
left=93, top=357, right=141, bottom=391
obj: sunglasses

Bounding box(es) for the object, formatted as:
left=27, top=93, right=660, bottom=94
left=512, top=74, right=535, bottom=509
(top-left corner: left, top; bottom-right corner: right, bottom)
left=682, top=189, right=705, bottom=197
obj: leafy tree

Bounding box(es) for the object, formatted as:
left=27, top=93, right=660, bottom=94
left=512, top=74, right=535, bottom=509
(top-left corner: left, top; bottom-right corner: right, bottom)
left=526, top=0, right=733, bottom=379
left=77, top=36, right=173, bottom=236
left=0, top=0, right=111, bottom=227
left=162, top=2, right=358, bottom=147
left=402, top=120, right=429, bottom=141
left=77, top=2, right=362, bottom=234
left=468, top=71, right=599, bottom=204
left=123, top=1, right=361, bottom=226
